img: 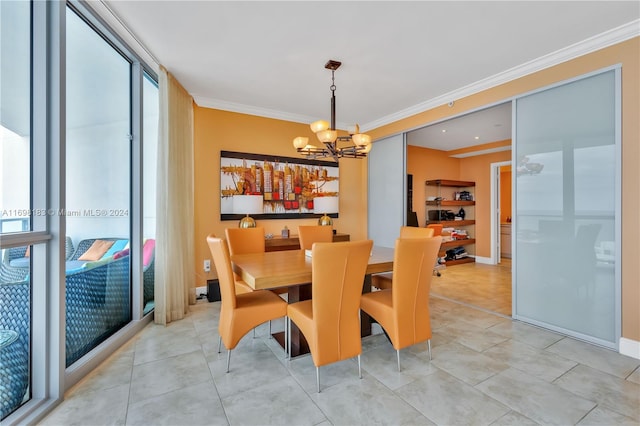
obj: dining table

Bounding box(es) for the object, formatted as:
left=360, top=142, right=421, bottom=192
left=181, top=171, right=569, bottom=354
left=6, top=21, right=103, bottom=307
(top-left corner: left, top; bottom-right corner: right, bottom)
left=231, top=245, right=395, bottom=357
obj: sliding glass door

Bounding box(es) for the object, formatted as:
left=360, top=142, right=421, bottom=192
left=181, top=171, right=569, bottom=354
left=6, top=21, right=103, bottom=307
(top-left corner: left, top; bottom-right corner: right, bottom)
left=513, top=68, right=620, bottom=348
left=368, top=134, right=406, bottom=248
left=65, top=7, right=131, bottom=367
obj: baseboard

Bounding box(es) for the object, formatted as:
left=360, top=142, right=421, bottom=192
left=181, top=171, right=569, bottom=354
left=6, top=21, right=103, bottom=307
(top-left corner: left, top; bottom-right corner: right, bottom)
left=475, top=256, right=492, bottom=264
left=195, top=286, right=207, bottom=298
left=619, top=337, right=640, bottom=359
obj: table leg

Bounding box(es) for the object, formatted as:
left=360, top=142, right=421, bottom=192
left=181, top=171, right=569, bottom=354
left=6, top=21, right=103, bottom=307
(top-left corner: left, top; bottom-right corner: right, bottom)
left=361, top=274, right=373, bottom=337
left=272, top=283, right=311, bottom=357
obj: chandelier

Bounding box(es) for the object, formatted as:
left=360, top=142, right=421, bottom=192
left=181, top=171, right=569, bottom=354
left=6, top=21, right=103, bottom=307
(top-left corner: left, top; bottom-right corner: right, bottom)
left=293, top=60, right=372, bottom=161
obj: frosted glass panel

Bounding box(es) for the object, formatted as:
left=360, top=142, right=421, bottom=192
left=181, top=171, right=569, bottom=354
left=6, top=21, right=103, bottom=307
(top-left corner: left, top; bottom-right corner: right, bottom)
left=514, top=70, right=618, bottom=346
left=368, top=134, right=405, bottom=248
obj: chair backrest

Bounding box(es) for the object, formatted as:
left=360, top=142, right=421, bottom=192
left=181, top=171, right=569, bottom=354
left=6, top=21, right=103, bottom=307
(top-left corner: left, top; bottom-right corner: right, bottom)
left=400, top=226, right=434, bottom=238
left=426, top=223, right=443, bottom=236
left=391, top=236, right=442, bottom=347
left=311, top=239, right=373, bottom=366
left=225, top=227, right=265, bottom=255
left=206, top=235, right=237, bottom=309
left=298, top=225, right=333, bottom=250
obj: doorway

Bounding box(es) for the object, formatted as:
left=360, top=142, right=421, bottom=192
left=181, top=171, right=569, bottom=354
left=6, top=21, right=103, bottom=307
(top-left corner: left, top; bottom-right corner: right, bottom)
left=405, top=102, right=513, bottom=316
left=491, top=161, right=512, bottom=265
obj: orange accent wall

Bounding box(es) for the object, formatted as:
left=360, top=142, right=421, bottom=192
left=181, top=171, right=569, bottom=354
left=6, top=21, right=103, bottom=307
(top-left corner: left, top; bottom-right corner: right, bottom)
left=407, top=146, right=510, bottom=257
left=193, top=107, right=368, bottom=286
left=374, top=37, right=640, bottom=343
left=500, top=167, right=512, bottom=224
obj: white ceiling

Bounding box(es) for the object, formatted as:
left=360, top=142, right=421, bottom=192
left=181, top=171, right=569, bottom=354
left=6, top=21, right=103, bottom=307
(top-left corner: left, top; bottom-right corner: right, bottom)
left=97, top=1, right=639, bottom=151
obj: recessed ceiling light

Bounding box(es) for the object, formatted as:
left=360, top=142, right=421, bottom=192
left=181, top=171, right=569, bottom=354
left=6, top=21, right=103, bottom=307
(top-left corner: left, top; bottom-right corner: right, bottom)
left=474, top=136, right=480, bottom=140
left=442, top=129, right=447, bottom=133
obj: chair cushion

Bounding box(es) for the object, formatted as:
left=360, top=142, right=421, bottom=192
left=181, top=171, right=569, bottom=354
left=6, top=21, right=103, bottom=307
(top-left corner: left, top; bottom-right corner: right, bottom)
left=143, top=239, right=155, bottom=267
left=65, top=260, right=87, bottom=274
left=101, top=239, right=129, bottom=259
left=78, top=240, right=115, bottom=261
left=9, top=258, right=30, bottom=268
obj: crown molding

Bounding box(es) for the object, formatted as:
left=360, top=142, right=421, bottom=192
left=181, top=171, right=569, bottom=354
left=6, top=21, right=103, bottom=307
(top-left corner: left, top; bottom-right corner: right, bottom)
left=450, top=146, right=511, bottom=158
left=361, top=20, right=640, bottom=132
left=86, top=1, right=160, bottom=73
left=193, top=96, right=350, bottom=130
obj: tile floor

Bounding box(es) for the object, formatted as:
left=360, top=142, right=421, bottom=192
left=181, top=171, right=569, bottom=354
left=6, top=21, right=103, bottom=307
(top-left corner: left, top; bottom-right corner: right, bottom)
left=40, top=294, right=640, bottom=426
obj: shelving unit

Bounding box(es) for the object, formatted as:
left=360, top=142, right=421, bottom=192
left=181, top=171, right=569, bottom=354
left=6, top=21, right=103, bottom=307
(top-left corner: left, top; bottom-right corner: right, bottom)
left=425, top=179, right=476, bottom=265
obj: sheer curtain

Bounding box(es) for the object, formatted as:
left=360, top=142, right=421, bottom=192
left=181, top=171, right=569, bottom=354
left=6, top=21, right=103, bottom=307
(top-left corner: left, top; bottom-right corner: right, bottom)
left=154, top=66, right=194, bottom=325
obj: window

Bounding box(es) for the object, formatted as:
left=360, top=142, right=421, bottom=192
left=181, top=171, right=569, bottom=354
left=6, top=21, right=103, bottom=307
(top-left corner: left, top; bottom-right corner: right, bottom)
left=64, top=7, right=132, bottom=367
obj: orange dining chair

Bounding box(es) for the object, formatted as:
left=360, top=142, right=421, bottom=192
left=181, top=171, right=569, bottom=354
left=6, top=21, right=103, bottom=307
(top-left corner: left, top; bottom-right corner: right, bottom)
left=287, top=239, right=373, bottom=392
left=225, top=226, right=285, bottom=337
left=225, top=227, right=265, bottom=294
left=360, top=236, right=441, bottom=371
left=400, top=226, right=435, bottom=239
left=371, top=226, right=435, bottom=290
left=206, top=235, right=288, bottom=373
left=426, top=223, right=443, bottom=236
left=297, top=225, right=333, bottom=250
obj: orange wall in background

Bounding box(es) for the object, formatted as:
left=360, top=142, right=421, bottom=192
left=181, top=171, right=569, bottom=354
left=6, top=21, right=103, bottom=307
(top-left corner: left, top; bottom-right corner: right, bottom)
left=500, top=167, right=512, bottom=223
left=407, top=146, right=459, bottom=226
left=407, top=145, right=510, bottom=258
left=193, top=107, right=368, bottom=287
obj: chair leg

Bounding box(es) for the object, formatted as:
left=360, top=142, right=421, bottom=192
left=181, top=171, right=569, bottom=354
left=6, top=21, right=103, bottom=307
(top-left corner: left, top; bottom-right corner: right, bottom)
left=316, top=366, right=321, bottom=393
left=218, top=336, right=222, bottom=354
left=226, top=349, right=231, bottom=373
left=397, top=349, right=401, bottom=372
left=253, top=328, right=256, bottom=338
left=269, top=320, right=273, bottom=339
left=428, top=339, right=432, bottom=361
left=283, top=317, right=288, bottom=358
left=358, top=354, right=362, bottom=379
left=287, top=317, right=291, bottom=359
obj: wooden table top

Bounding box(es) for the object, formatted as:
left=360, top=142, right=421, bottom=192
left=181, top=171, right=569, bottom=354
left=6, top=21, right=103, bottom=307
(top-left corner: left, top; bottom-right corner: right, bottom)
left=231, top=246, right=394, bottom=290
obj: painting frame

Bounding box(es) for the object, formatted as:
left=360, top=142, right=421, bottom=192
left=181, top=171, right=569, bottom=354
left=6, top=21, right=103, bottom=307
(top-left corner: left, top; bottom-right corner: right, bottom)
left=220, top=150, right=339, bottom=221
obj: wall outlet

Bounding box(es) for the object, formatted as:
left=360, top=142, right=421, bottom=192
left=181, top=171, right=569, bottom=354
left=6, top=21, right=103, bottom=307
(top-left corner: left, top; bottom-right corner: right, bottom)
left=203, top=259, right=211, bottom=272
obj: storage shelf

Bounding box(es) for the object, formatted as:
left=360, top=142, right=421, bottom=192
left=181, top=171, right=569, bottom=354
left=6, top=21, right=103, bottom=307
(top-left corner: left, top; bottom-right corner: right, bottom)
left=442, top=257, right=475, bottom=266
left=425, top=179, right=476, bottom=267
left=426, top=179, right=475, bottom=187
left=426, top=200, right=475, bottom=206
left=427, top=220, right=475, bottom=227
left=441, top=238, right=475, bottom=248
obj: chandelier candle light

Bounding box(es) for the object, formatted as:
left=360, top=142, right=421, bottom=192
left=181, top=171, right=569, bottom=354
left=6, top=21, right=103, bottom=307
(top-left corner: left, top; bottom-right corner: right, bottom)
left=293, top=60, right=372, bottom=161
left=233, top=194, right=263, bottom=228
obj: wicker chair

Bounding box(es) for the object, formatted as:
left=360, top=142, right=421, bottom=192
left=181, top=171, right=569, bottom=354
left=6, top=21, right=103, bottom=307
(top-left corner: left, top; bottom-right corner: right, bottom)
left=0, top=279, right=30, bottom=419
left=0, top=237, right=74, bottom=285
left=1, top=247, right=29, bottom=284
left=65, top=253, right=130, bottom=367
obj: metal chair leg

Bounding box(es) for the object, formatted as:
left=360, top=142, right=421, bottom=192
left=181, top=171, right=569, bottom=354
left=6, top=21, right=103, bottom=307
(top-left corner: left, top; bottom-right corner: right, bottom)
left=253, top=328, right=256, bottom=338
left=284, top=317, right=288, bottom=358
left=287, top=317, right=291, bottom=359
left=218, top=336, right=222, bottom=354
left=316, top=366, right=321, bottom=393
left=269, top=320, right=273, bottom=338
left=226, top=349, right=231, bottom=373
left=428, top=339, right=432, bottom=361
left=358, top=354, right=362, bottom=379
left=397, top=349, right=401, bottom=372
